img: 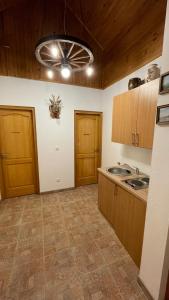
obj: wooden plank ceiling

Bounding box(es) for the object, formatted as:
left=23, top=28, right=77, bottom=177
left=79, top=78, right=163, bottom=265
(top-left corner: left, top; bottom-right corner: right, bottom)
left=0, top=0, right=167, bottom=89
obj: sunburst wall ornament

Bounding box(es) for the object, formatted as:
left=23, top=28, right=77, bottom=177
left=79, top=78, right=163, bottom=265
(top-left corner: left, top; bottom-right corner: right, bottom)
left=35, top=35, right=94, bottom=79
left=49, top=95, right=62, bottom=119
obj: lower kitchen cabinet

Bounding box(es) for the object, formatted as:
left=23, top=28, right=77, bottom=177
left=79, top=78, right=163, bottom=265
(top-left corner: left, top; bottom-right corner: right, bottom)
left=98, top=173, right=116, bottom=226
left=115, top=186, right=146, bottom=267
left=98, top=173, right=146, bottom=267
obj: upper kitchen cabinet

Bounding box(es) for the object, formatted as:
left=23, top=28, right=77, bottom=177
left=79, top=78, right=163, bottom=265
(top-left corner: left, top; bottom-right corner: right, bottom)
left=112, top=88, right=138, bottom=146
left=112, top=79, right=159, bottom=149
left=137, top=79, right=159, bottom=148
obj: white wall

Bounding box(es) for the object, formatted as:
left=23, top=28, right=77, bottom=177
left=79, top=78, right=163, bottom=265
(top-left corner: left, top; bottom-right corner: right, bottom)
left=0, top=76, right=102, bottom=192
left=139, top=1, right=169, bottom=299
left=101, top=57, right=161, bottom=175
left=0, top=59, right=162, bottom=194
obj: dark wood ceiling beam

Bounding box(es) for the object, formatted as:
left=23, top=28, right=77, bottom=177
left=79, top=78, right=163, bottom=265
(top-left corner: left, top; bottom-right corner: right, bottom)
left=66, top=2, right=104, bottom=51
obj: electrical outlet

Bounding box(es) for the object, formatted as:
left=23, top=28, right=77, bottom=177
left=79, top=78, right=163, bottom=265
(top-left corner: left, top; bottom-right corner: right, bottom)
left=56, top=178, right=60, bottom=183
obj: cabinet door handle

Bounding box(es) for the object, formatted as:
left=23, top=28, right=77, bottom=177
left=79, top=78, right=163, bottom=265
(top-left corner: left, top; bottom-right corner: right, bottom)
left=0, top=153, right=8, bottom=159
left=135, top=133, right=139, bottom=146
left=132, top=133, right=135, bottom=145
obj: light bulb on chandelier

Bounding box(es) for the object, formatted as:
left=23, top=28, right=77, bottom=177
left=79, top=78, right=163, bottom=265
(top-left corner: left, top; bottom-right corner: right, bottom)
left=50, top=45, right=59, bottom=58
left=47, top=69, right=54, bottom=79
left=61, top=64, right=71, bottom=79
left=86, top=65, right=94, bottom=77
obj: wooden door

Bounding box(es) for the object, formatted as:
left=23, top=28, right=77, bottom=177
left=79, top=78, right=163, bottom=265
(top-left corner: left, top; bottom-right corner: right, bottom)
left=115, top=186, right=146, bottom=267
left=112, top=88, right=138, bottom=146
left=0, top=107, right=39, bottom=199
left=75, top=111, right=102, bottom=187
left=137, top=79, right=159, bottom=149
left=98, top=173, right=116, bottom=226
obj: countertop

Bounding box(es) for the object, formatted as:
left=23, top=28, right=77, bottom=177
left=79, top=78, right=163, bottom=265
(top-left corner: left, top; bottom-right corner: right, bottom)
left=98, top=167, right=148, bottom=203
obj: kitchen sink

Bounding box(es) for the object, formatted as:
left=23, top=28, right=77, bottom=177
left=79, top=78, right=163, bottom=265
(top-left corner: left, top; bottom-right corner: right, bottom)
left=107, top=167, right=132, bottom=176
left=123, top=177, right=149, bottom=190
left=141, top=177, right=150, bottom=184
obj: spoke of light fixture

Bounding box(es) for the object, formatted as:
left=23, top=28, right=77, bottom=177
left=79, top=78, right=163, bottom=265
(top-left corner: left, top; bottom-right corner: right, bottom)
left=44, top=45, right=51, bottom=51
left=71, top=56, right=90, bottom=61
left=41, top=52, right=54, bottom=58
left=72, top=61, right=86, bottom=64
left=67, top=43, right=74, bottom=58
left=43, top=59, right=59, bottom=62
left=57, top=42, right=64, bottom=58
left=69, top=48, right=84, bottom=59
left=70, top=62, right=81, bottom=68
left=52, top=62, right=61, bottom=67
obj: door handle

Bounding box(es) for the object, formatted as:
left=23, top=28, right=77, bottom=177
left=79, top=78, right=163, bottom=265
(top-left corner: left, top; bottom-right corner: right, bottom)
left=132, top=133, right=135, bottom=145
left=0, top=153, right=8, bottom=159
left=135, top=133, right=139, bottom=146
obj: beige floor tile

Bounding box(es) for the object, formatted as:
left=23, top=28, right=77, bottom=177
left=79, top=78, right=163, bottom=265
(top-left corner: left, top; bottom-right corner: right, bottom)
left=0, top=225, right=20, bottom=245
left=19, top=222, right=43, bottom=240
left=14, top=236, right=43, bottom=265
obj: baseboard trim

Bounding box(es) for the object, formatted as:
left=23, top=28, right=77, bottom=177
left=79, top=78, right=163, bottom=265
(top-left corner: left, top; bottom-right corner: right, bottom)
left=137, top=276, right=154, bottom=300
left=40, top=187, right=75, bottom=195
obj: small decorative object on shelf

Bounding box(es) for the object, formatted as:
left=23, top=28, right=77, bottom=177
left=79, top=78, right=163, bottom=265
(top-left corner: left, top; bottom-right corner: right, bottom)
left=156, top=104, right=169, bottom=125
left=49, top=95, right=62, bottom=119
left=159, top=71, right=169, bottom=94
left=145, top=64, right=160, bottom=82
left=128, top=77, right=141, bottom=90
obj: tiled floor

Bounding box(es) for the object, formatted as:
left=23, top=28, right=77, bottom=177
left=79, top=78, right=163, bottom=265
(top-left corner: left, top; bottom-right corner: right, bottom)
left=0, top=185, right=147, bottom=300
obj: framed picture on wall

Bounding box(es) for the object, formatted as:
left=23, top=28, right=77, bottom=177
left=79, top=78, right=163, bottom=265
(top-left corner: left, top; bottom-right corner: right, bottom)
left=156, top=104, right=169, bottom=125
left=159, top=71, right=169, bottom=94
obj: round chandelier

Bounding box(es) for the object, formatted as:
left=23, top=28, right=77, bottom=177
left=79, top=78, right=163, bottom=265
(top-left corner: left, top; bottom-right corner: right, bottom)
left=35, top=34, right=94, bottom=79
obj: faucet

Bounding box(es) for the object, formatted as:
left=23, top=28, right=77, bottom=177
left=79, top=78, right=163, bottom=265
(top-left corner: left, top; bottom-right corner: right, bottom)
left=132, top=166, right=140, bottom=175
left=117, top=162, right=140, bottom=175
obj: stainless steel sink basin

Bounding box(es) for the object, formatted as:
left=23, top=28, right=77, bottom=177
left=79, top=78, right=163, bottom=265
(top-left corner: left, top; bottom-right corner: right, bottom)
left=124, top=177, right=149, bottom=190
left=141, top=177, right=150, bottom=184
left=107, top=167, right=132, bottom=176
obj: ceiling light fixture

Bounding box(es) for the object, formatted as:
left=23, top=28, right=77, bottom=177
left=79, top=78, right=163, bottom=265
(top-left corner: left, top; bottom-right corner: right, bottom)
left=35, top=35, right=94, bottom=80
left=47, top=69, right=54, bottom=79
left=35, top=0, right=94, bottom=80
left=50, top=45, right=59, bottom=58
left=86, top=65, right=94, bottom=77
left=61, top=64, right=71, bottom=79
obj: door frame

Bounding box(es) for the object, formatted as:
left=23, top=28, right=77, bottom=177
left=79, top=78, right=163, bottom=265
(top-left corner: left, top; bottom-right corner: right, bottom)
left=74, top=110, right=103, bottom=187
left=0, top=105, right=40, bottom=199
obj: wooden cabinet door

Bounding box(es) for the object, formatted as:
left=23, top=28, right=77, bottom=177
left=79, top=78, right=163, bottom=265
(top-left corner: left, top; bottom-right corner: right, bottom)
left=98, top=173, right=116, bottom=226
left=75, top=112, right=102, bottom=187
left=114, top=186, right=130, bottom=247
left=137, top=79, right=159, bottom=149
left=112, top=88, right=138, bottom=146
left=115, top=186, right=146, bottom=267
